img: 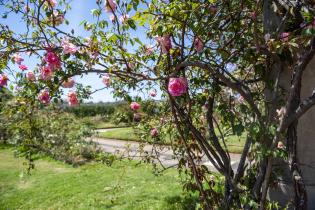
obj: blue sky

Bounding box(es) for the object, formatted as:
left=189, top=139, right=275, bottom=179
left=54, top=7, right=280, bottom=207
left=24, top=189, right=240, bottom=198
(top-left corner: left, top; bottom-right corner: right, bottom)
left=1, top=0, right=157, bottom=102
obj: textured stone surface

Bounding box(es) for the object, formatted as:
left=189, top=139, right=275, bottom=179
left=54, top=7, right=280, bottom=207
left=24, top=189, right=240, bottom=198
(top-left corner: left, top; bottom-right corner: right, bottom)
left=297, top=57, right=315, bottom=208
left=270, top=57, right=315, bottom=209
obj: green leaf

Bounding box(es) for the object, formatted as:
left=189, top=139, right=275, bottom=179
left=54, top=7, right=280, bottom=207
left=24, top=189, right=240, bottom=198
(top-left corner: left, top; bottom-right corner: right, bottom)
left=91, top=9, right=101, bottom=17
left=127, top=19, right=136, bottom=30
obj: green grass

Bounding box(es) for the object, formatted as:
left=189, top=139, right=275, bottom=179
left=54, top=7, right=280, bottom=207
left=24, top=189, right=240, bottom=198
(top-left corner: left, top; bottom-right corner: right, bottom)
left=97, top=127, right=245, bottom=153
left=81, top=116, right=129, bottom=129
left=94, top=122, right=129, bottom=129
left=0, top=148, right=197, bottom=210
left=97, top=127, right=138, bottom=141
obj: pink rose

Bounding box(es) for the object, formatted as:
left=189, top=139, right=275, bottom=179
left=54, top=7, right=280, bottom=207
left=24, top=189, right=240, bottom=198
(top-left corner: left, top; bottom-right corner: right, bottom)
left=280, top=32, right=290, bottom=42
left=46, top=0, right=57, bottom=7
left=45, top=50, right=61, bottom=70
left=50, top=11, right=64, bottom=26
left=238, top=95, right=244, bottom=103
left=150, top=89, right=157, bottom=97
left=250, top=11, right=257, bottom=20
left=194, top=37, right=204, bottom=53
left=102, top=74, right=110, bottom=86
left=61, top=38, right=77, bottom=55
left=110, top=14, right=115, bottom=22
left=0, top=74, right=8, bottom=87
left=40, top=66, right=53, bottom=81
left=38, top=89, right=50, bottom=104
left=168, top=77, right=188, bottom=97
left=150, top=128, right=158, bottom=137
left=68, top=91, right=79, bottom=106
left=13, top=53, right=24, bottom=65
left=119, top=14, right=129, bottom=24
left=145, top=45, right=154, bottom=55
left=62, top=78, right=75, bottom=88
left=156, top=35, right=172, bottom=54
left=26, top=72, right=36, bottom=81
left=130, top=102, right=140, bottom=110
left=105, top=0, right=117, bottom=12
left=19, top=64, right=28, bottom=71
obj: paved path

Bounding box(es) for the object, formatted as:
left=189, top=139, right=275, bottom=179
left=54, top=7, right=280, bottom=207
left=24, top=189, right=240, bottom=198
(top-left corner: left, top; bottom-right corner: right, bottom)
left=91, top=129, right=242, bottom=172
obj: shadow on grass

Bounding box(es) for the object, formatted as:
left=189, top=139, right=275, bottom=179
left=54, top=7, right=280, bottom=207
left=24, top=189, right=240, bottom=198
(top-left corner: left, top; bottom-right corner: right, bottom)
left=163, top=195, right=199, bottom=210
left=0, top=143, right=13, bottom=149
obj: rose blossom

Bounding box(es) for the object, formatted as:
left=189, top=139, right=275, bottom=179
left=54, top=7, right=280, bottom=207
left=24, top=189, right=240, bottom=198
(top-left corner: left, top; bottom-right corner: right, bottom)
left=130, top=102, right=140, bottom=110
left=194, top=37, right=204, bottom=53
left=156, top=35, right=172, bottom=54
left=46, top=0, right=57, bottom=7
left=145, top=45, right=154, bottom=55
left=68, top=91, right=79, bottom=106
left=44, top=50, right=61, bottom=70
left=61, top=38, right=77, bottom=55
left=277, top=141, right=285, bottom=149
left=13, top=53, right=24, bottom=65
left=50, top=10, right=64, bottom=25
left=102, top=74, right=110, bottom=86
left=250, top=11, right=257, bottom=20
left=150, top=128, right=158, bottom=137
left=38, top=89, right=51, bottom=104
left=119, top=14, right=129, bottom=24
left=19, top=64, right=28, bottom=71
left=40, top=66, right=53, bottom=81
left=62, top=78, right=75, bottom=88
left=238, top=95, right=245, bottom=103
left=26, top=72, right=36, bottom=81
left=0, top=74, right=8, bottom=87
left=105, top=0, right=117, bottom=12
left=150, top=89, right=157, bottom=97
left=280, top=32, right=290, bottom=42
left=168, top=77, right=188, bottom=97
left=110, top=14, right=115, bottom=22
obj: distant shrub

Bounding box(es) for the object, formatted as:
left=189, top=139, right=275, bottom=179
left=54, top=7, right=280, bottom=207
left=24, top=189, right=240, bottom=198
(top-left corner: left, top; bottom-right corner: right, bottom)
left=2, top=103, right=115, bottom=167
left=63, top=102, right=126, bottom=118
left=0, top=88, right=12, bottom=143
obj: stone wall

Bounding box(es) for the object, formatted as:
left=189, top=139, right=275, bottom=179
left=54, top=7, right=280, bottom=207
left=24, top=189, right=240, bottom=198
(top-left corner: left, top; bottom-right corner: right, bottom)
left=297, top=57, right=315, bottom=208
left=268, top=56, right=315, bottom=209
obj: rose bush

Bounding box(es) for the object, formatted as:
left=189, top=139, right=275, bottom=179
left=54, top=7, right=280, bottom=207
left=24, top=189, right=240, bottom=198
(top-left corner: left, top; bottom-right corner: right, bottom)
left=1, top=100, right=114, bottom=167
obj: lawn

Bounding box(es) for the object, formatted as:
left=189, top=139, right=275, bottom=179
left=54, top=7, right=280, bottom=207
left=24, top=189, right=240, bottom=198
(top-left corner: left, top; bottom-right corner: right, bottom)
left=0, top=148, right=197, bottom=210
left=93, top=121, right=129, bottom=129
left=97, top=127, right=245, bottom=154
left=81, top=116, right=129, bottom=129
left=97, top=127, right=139, bottom=141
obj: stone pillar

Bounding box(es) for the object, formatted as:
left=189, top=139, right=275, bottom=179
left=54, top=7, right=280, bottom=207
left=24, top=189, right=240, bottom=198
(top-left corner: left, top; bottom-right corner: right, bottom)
left=297, top=57, right=315, bottom=208
left=268, top=57, right=315, bottom=209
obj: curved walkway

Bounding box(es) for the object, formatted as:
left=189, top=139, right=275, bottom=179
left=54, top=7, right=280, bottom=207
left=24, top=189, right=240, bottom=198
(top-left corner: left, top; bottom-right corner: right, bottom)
left=91, top=128, right=242, bottom=172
